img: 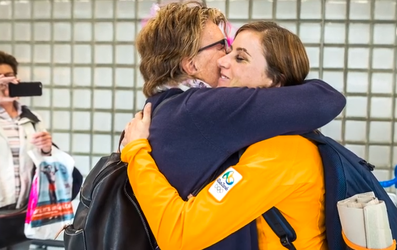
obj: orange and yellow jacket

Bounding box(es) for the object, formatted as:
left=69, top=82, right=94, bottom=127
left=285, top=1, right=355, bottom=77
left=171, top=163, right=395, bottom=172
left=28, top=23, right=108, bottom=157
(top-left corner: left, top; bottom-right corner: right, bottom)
left=121, top=135, right=327, bottom=250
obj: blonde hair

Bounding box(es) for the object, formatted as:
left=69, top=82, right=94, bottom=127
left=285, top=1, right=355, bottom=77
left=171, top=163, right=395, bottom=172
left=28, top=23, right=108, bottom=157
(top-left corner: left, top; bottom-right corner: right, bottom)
left=137, top=1, right=227, bottom=97
left=235, top=21, right=309, bottom=87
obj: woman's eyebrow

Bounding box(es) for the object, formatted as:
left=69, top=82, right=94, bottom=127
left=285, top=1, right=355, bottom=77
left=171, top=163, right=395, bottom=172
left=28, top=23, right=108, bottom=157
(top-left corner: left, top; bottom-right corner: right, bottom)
left=235, top=47, right=251, bottom=56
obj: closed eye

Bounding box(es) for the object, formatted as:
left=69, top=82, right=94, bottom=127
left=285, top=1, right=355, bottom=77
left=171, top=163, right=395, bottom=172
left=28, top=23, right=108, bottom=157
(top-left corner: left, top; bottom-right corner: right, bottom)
left=235, top=56, right=244, bottom=62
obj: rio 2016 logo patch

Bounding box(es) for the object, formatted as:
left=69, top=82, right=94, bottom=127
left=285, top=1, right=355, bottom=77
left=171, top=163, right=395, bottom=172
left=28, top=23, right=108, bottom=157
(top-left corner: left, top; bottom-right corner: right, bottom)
left=208, top=167, right=243, bottom=201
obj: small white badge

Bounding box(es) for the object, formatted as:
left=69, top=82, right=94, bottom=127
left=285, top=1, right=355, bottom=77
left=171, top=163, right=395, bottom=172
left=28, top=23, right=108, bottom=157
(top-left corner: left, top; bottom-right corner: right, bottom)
left=208, top=167, right=243, bottom=201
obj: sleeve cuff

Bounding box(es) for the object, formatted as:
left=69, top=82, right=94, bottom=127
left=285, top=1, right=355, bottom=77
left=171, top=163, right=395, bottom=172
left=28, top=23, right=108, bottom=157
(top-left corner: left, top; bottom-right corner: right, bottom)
left=121, top=139, right=151, bottom=162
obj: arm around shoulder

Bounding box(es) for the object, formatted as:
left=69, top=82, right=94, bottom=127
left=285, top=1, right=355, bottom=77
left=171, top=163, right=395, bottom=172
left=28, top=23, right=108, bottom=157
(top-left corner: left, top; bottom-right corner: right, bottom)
left=182, top=79, right=345, bottom=154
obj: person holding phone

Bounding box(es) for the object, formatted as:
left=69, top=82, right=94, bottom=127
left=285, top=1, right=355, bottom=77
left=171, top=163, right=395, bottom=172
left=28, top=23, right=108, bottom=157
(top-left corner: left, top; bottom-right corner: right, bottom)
left=0, top=51, right=53, bottom=250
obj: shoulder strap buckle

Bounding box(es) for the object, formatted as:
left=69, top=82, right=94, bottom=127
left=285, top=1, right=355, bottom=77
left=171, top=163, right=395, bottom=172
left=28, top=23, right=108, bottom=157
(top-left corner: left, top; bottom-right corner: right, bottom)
left=280, top=236, right=296, bottom=250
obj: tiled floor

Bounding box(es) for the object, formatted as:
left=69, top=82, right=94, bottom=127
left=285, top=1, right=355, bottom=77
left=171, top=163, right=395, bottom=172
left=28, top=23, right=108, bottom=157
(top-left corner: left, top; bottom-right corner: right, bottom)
left=30, top=246, right=63, bottom=250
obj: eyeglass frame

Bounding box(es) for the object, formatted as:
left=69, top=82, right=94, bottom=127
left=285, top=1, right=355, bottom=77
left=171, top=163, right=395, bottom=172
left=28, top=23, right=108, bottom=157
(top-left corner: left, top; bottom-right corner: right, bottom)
left=198, top=38, right=229, bottom=53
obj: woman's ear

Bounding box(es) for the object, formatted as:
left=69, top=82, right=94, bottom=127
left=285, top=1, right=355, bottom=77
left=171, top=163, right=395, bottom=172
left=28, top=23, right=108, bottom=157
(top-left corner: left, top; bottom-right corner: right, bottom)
left=272, top=74, right=285, bottom=87
left=181, top=57, right=197, bottom=76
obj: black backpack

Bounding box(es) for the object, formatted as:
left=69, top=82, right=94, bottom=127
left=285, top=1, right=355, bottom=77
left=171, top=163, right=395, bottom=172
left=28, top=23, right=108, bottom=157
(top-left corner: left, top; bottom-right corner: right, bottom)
left=64, top=95, right=191, bottom=250
left=63, top=131, right=158, bottom=250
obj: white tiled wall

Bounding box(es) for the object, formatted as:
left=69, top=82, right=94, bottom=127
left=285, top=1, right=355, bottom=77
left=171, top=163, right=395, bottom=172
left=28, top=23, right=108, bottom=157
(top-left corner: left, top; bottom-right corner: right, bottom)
left=1, top=0, right=396, bottom=186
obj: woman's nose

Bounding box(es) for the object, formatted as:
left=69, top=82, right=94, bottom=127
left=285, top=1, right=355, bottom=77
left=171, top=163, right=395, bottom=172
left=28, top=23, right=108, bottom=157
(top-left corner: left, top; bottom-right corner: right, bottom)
left=217, top=56, right=229, bottom=69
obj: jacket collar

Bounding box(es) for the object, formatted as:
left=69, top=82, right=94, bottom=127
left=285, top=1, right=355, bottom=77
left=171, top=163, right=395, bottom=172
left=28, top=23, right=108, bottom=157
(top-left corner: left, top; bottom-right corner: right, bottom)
left=0, top=101, right=39, bottom=123
left=20, top=105, right=40, bottom=123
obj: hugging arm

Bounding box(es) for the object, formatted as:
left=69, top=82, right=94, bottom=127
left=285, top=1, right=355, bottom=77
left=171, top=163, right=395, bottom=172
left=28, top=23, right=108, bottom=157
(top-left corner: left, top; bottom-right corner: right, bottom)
left=121, top=139, right=304, bottom=250
left=145, top=80, right=345, bottom=199
left=185, top=79, right=345, bottom=154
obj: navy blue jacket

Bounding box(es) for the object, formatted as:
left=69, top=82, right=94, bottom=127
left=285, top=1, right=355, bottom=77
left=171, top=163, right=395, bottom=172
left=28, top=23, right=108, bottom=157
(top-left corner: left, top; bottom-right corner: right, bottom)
left=146, top=80, right=346, bottom=250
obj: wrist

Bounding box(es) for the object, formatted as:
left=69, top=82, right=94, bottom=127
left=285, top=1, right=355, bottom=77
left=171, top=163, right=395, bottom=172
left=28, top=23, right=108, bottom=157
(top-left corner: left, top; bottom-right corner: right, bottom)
left=41, top=148, right=52, bottom=155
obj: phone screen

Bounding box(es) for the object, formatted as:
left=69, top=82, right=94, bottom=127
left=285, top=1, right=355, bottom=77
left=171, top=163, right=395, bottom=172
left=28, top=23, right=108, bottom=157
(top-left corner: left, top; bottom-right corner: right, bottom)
left=8, top=82, right=43, bottom=97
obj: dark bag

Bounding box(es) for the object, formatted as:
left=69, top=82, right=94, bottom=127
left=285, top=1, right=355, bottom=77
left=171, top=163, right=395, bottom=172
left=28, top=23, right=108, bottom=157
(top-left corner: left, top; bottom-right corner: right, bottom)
left=0, top=206, right=28, bottom=248
left=63, top=92, right=185, bottom=250
left=259, top=131, right=397, bottom=250
left=63, top=132, right=157, bottom=250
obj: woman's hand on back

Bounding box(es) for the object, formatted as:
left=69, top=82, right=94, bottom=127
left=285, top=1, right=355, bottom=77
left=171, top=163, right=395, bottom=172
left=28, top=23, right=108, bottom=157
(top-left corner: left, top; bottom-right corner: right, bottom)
left=122, top=103, right=152, bottom=146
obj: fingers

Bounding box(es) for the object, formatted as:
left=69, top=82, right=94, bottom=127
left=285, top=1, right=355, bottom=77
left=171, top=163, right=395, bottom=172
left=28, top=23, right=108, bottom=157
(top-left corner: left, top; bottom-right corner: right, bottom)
left=34, top=141, right=52, bottom=148
left=124, top=118, right=136, bottom=132
left=142, top=102, right=152, bottom=123
left=120, top=104, right=153, bottom=148
left=0, top=75, right=18, bottom=104
left=131, top=103, right=152, bottom=122
left=124, top=121, right=130, bottom=132
left=0, top=75, right=17, bottom=85
left=31, top=132, right=52, bottom=149
left=32, top=138, right=52, bottom=147
left=134, top=111, right=143, bottom=119
left=0, top=96, right=18, bottom=103
left=32, top=131, right=50, bottom=140
left=121, top=137, right=127, bottom=147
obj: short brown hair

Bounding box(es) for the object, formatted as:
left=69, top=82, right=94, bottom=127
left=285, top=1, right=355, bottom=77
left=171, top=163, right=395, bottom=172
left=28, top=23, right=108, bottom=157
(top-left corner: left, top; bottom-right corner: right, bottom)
left=137, top=1, right=227, bottom=97
left=235, top=21, right=309, bottom=87
left=0, top=51, right=18, bottom=75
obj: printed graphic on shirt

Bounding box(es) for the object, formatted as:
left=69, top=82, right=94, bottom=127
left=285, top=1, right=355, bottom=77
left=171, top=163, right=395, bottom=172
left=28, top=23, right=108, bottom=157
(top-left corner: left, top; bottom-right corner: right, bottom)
left=208, top=167, right=243, bottom=201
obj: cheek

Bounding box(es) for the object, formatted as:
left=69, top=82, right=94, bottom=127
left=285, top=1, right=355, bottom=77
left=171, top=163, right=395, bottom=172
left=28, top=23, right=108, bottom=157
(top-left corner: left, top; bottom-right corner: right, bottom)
left=217, top=82, right=229, bottom=87
left=212, top=60, right=220, bottom=73
left=210, top=52, right=224, bottom=69
left=260, top=73, right=273, bottom=88
left=200, top=56, right=216, bottom=72
left=232, top=70, right=252, bottom=86
left=205, top=60, right=220, bottom=80
left=234, top=70, right=264, bottom=88
left=245, top=67, right=270, bottom=87
left=213, top=52, right=225, bottom=62
left=229, top=79, right=242, bottom=87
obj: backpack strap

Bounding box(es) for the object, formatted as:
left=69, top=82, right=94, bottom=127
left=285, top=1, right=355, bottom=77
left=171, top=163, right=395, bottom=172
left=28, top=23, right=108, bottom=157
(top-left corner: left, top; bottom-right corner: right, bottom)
left=301, top=130, right=326, bottom=144
left=241, top=146, right=297, bottom=250
left=193, top=144, right=298, bottom=249
left=262, top=207, right=297, bottom=250
left=151, top=93, right=183, bottom=117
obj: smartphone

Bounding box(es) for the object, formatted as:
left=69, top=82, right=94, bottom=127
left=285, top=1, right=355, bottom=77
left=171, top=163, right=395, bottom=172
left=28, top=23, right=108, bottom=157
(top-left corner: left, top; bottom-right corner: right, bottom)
left=8, top=82, right=43, bottom=97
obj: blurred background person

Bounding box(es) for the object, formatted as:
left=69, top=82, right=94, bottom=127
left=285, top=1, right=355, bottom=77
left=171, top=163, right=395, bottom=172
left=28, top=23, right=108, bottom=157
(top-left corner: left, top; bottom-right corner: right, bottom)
left=0, top=51, right=53, bottom=250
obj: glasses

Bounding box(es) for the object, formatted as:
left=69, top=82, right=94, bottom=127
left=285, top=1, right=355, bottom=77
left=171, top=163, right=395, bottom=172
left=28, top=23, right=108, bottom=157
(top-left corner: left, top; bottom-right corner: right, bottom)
left=198, top=39, right=229, bottom=53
